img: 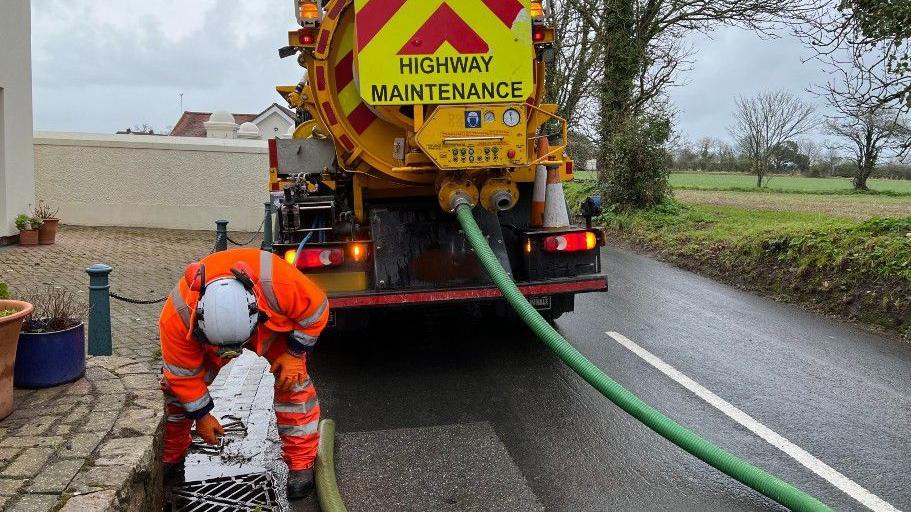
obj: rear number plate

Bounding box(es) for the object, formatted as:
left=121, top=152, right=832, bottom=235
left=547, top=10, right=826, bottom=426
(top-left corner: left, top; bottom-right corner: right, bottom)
left=529, top=296, right=551, bottom=310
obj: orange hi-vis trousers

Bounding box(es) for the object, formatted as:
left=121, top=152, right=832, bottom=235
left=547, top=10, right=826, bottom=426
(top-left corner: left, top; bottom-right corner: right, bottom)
left=162, top=336, right=321, bottom=471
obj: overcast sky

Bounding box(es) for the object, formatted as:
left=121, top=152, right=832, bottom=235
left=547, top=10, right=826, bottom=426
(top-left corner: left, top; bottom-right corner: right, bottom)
left=31, top=0, right=831, bottom=143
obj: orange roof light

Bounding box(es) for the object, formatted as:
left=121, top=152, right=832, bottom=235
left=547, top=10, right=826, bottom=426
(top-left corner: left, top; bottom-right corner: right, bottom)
left=299, top=1, right=320, bottom=20
left=530, top=0, right=545, bottom=19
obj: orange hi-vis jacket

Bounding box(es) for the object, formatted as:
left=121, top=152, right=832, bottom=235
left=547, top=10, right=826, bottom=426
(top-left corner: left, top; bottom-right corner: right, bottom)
left=159, top=248, right=329, bottom=420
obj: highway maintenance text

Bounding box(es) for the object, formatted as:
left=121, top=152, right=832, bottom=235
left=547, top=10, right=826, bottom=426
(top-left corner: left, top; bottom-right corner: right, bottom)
left=369, top=55, right=525, bottom=103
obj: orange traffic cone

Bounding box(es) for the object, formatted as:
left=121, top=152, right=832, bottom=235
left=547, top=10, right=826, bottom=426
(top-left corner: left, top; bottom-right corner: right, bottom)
left=530, top=139, right=549, bottom=228
left=542, top=141, right=570, bottom=228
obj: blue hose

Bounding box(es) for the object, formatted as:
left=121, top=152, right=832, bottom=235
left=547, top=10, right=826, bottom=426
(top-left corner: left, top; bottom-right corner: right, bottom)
left=293, top=218, right=319, bottom=265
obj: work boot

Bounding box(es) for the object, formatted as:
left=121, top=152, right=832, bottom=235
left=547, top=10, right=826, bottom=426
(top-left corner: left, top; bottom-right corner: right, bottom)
left=164, top=460, right=185, bottom=482
left=287, top=468, right=315, bottom=499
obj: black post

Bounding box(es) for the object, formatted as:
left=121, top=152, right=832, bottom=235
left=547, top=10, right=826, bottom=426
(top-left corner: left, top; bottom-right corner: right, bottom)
left=261, top=202, right=274, bottom=252
left=215, top=220, right=228, bottom=252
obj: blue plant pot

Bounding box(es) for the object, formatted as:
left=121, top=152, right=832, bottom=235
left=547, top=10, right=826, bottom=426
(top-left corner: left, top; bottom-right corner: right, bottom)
left=14, top=323, right=86, bottom=389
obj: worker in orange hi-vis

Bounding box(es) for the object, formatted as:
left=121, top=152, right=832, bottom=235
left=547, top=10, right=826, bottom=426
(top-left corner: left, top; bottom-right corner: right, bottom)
left=158, top=248, right=329, bottom=499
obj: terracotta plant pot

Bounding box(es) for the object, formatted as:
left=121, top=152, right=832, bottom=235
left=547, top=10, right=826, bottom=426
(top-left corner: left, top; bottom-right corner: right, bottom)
left=0, top=300, right=33, bottom=419
left=38, top=218, right=59, bottom=245
left=18, top=230, right=38, bottom=246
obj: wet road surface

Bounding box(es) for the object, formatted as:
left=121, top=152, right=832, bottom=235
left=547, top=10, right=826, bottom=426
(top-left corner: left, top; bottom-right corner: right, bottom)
left=307, top=246, right=911, bottom=511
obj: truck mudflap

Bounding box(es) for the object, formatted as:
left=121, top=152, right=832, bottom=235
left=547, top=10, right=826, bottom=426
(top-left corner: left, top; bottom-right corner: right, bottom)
left=327, top=275, right=608, bottom=309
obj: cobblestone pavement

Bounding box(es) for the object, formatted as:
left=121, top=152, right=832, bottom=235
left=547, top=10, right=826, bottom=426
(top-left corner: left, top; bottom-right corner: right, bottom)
left=0, top=357, right=163, bottom=511
left=0, top=225, right=259, bottom=367
left=0, top=225, right=265, bottom=511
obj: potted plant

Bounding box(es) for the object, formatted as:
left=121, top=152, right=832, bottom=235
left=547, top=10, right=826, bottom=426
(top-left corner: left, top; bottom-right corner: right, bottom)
left=14, top=214, right=41, bottom=246
left=0, top=282, right=33, bottom=419
left=15, top=287, right=87, bottom=389
left=32, top=201, right=60, bottom=245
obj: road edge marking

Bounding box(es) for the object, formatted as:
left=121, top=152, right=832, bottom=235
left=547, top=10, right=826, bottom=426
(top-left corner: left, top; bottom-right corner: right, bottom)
left=606, top=331, right=900, bottom=512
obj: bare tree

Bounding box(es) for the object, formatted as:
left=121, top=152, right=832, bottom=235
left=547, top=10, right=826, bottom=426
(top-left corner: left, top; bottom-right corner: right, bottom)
left=556, top=0, right=813, bottom=206
left=729, top=91, right=818, bottom=187
left=821, top=63, right=911, bottom=189
left=797, top=3, right=910, bottom=111
left=797, top=139, right=821, bottom=168
left=826, top=109, right=910, bottom=190
left=545, top=0, right=603, bottom=137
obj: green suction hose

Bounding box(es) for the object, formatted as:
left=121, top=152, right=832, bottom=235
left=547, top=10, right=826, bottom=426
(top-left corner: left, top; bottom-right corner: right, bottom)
left=455, top=203, right=831, bottom=512
left=315, top=419, right=348, bottom=512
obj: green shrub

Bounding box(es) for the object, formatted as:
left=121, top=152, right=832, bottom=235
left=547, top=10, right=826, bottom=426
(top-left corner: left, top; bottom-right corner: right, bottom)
left=14, top=214, right=42, bottom=231
left=0, top=282, right=8, bottom=300
left=599, top=115, right=672, bottom=210
left=14, top=214, right=30, bottom=232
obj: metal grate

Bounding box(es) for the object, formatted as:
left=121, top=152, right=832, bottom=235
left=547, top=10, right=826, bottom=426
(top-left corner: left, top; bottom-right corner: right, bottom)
left=172, top=472, right=280, bottom=511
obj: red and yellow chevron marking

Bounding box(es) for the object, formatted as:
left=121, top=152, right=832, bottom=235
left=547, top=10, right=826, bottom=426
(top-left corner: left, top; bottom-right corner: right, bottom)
left=332, top=20, right=377, bottom=135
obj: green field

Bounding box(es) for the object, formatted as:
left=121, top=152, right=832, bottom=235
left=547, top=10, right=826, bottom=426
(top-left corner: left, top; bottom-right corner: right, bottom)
left=669, top=172, right=911, bottom=194
left=574, top=171, right=911, bottom=194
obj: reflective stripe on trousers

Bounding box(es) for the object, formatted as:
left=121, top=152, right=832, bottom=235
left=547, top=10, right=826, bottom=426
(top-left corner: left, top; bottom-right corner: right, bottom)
left=278, top=420, right=320, bottom=437
left=274, top=397, right=319, bottom=414
left=163, top=361, right=202, bottom=378
left=273, top=374, right=320, bottom=470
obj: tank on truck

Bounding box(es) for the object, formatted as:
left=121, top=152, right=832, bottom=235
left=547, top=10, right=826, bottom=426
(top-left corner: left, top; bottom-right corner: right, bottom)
left=265, top=0, right=607, bottom=323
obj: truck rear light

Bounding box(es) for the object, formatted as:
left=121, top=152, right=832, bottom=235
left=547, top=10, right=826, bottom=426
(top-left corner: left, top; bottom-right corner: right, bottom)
left=543, top=232, right=597, bottom=253
left=530, top=0, right=545, bottom=20
left=350, top=243, right=367, bottom=263
left=283, top=248, right=344, bottom=269
left=532, top=26, right=546, bottom=42
left=299, top=28, right=317, bottom=45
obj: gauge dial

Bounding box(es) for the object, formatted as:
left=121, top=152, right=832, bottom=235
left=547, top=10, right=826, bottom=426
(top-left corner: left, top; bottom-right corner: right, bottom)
left=503, top=108, right=521, bottom=127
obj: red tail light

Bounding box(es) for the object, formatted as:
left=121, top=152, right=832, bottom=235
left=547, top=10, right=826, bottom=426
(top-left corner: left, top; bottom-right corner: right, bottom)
left=532, top=27, right=546, bottom=42
left=566, top=160, right=574, bottom=175
left=543, top=232, right=597, bottom=253
left=299, top=28, right=317, bottom=45
left=288, top=248, right=344, bottom=269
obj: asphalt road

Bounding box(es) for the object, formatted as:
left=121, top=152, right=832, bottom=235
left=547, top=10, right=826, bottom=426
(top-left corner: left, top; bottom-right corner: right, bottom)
left=308, top=246, right=911, bottom=512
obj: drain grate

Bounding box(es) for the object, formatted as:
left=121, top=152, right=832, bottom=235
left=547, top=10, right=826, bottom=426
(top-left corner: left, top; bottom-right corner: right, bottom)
left=172, top=472, right=280, bottom=511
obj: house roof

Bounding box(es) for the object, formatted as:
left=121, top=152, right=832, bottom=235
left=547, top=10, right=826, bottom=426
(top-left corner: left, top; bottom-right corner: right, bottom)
left=170, top=103, right=296, bottom=137
left=169, top=111, right=258, bottom=138
left=252, top=103, right=297, bottom=125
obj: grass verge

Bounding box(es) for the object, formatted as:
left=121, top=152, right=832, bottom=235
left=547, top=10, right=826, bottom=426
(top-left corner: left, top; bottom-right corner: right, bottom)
left=602, top=201, right=911, bottom=339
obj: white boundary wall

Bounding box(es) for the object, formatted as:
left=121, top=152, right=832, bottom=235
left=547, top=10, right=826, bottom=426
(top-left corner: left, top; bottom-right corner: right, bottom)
left=34, top=132, right=270, bottom=231
left=0, top=0, right=35, bottom=237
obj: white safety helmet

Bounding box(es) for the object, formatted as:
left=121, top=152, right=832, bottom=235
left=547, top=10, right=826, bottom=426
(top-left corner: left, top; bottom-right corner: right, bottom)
left=196, top=278, right=258, bottom=345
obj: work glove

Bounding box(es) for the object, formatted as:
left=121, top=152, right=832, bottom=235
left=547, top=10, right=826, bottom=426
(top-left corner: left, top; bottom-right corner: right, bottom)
left=270, top=351, right=308, bottom=392
left=195, top=414, right=224, bottom=445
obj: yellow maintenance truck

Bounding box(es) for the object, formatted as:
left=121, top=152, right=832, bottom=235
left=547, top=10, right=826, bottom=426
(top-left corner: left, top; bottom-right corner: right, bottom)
left=267, top=0, right=607, bottom=326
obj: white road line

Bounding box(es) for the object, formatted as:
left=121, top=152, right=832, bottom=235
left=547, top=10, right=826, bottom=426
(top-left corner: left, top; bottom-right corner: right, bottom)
left=606, top=331, right=901, bottom=512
